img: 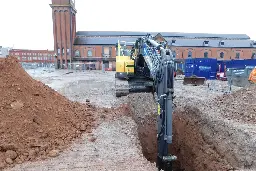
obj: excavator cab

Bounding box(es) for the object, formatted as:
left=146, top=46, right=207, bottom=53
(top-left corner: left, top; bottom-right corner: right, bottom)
left=115, top=41, right=134, bottom=80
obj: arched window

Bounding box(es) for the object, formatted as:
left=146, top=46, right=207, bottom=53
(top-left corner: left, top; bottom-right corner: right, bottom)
left=172, top=51, right=176, bottom=58
left=188, top=51, right=192, bottom=58
left=204, top=52, right=208, bottom=58
left=75, top=50, right=80, bottom=57
left=87, top=50, right=93, bottom=57
left=220, top=52, right=224, bottom=58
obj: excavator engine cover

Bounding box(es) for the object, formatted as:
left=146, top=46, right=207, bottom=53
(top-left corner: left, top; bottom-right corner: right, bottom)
left=183, top=76, right=206, bottom=86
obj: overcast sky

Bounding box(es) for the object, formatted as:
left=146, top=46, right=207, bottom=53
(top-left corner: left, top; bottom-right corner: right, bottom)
left=0, top=0, right=255, bottom=50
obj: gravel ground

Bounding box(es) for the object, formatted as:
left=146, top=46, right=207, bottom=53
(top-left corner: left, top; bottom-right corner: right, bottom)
left=5, top=68, right=256, bottom=171
left=26, top=69, right=126, bottom=108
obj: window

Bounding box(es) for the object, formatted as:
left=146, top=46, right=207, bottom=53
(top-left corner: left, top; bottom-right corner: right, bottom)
left=103, top=47, right=110, bottom=55
left=67, top=49, right=70, bottom=55
left=235, top=52, right=240, bottom=59
left=251, top=53, right=256, bottom=59
left=172, top=51, right=176, bottom=58
left=204, top=41, right=209, bottom=46
left=204, top=52, right=208, bottom=58
left=75, top=50, right=80, bottom=57
left=87, top=50, right=93, bottom=57
left=220, top=52, right=224, bottom=58
left=62, top=48, right=64, bottom=55
left=172, top=40, right=176, bottom=44
left=188, top=51, right=192, bottom=58
left=57, top=48, right=60, bottom=55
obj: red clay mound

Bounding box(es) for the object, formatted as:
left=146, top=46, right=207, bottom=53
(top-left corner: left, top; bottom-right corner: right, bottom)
left=0, top=56, right=95, bottom=168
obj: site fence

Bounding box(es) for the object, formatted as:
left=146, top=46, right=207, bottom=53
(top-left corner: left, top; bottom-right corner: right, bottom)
left=20, top=62, right=55, bottom=70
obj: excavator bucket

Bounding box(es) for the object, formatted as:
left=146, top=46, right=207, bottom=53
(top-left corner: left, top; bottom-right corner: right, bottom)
left=183, top=76, right=206, bottom=86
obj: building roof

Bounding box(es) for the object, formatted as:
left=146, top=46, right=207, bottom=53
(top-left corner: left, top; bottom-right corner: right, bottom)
left=76, top=31, right=250, bottom=40
left=74, top=37, right=136, bottom=46
left=74, top=37, right=256, bottom=48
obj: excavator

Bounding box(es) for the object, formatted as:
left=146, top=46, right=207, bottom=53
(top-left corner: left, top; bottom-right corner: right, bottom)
left=115, top=34, right=177, bottom=171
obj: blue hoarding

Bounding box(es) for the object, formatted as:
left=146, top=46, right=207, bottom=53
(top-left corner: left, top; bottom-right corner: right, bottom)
left=225, top=59, right=256, bottom=69
left=185, top=58, right=217, bottom=79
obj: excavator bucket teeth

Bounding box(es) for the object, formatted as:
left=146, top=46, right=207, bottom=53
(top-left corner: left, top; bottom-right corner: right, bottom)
left=183, top=77, right=205, bottom=86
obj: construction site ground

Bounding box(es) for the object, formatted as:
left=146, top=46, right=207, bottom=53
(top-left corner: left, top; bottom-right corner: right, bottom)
left=3, top=66, right=256, bottom=171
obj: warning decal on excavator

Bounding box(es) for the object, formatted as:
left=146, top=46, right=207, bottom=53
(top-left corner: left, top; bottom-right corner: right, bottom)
left=157, top=103, right=160, bottom=115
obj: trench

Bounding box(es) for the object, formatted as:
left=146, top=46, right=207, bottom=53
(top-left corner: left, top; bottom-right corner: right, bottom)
left=128, top=98, right=233, bottom=171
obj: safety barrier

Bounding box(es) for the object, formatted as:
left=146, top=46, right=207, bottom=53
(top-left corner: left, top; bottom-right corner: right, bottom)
left=226, top=66, right=254, bottom=87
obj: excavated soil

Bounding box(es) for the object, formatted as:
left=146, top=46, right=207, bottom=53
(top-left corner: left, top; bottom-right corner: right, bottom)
left=212, top=85, right=256, bottom=124
left=0, top=57, right=97, bottom=169
left=127, top=92, right=255, bottom=171
left=171, top=106, right=232, bottom=171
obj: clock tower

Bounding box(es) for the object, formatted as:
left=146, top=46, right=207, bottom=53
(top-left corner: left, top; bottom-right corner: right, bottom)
left=50, top=0, right=77, bottom=69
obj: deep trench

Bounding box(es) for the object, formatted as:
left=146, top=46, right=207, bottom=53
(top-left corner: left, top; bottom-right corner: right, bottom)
left=130, top=105, right=233, bottom=171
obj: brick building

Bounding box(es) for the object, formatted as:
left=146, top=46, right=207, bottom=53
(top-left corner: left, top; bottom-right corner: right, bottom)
left=0, top=46, right=12, bottom=58
left=9, top=49, right=55, bottom=63
left=50, top=0, right=256, bottom=70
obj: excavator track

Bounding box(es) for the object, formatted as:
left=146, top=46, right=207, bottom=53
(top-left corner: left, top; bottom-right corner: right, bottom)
left=115, top=78, right=130, bottom=97
left=115, top=77, right=154, bottom=97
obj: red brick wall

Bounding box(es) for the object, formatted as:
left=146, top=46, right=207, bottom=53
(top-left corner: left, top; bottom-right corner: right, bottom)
left=72, top=45, right=256, bottom=60
left=9, top=49, right=55, bottom=63
left=74, top=45, right=117, bottom=58
left=51, top=0, right=76, bottom=68
left=170, top=47, right=256, bottom=60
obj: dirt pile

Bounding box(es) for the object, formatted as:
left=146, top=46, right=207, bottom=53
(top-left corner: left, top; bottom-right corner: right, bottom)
left=212, top=85, right=256, bottom=124
left=0, top=57, right=95, bottom=169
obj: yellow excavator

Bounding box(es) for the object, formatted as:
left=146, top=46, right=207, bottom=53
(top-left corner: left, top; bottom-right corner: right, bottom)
left=115, top=33, right=177, bottom=171
left=114, top=36, right=177, bottom=97
left=115, top=39, right=155, bottom=97
left=115, top=40, right=134, bottom=80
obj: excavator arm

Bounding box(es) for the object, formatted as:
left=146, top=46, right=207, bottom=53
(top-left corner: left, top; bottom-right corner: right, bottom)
left=131, top=34, right=177, bottom=171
